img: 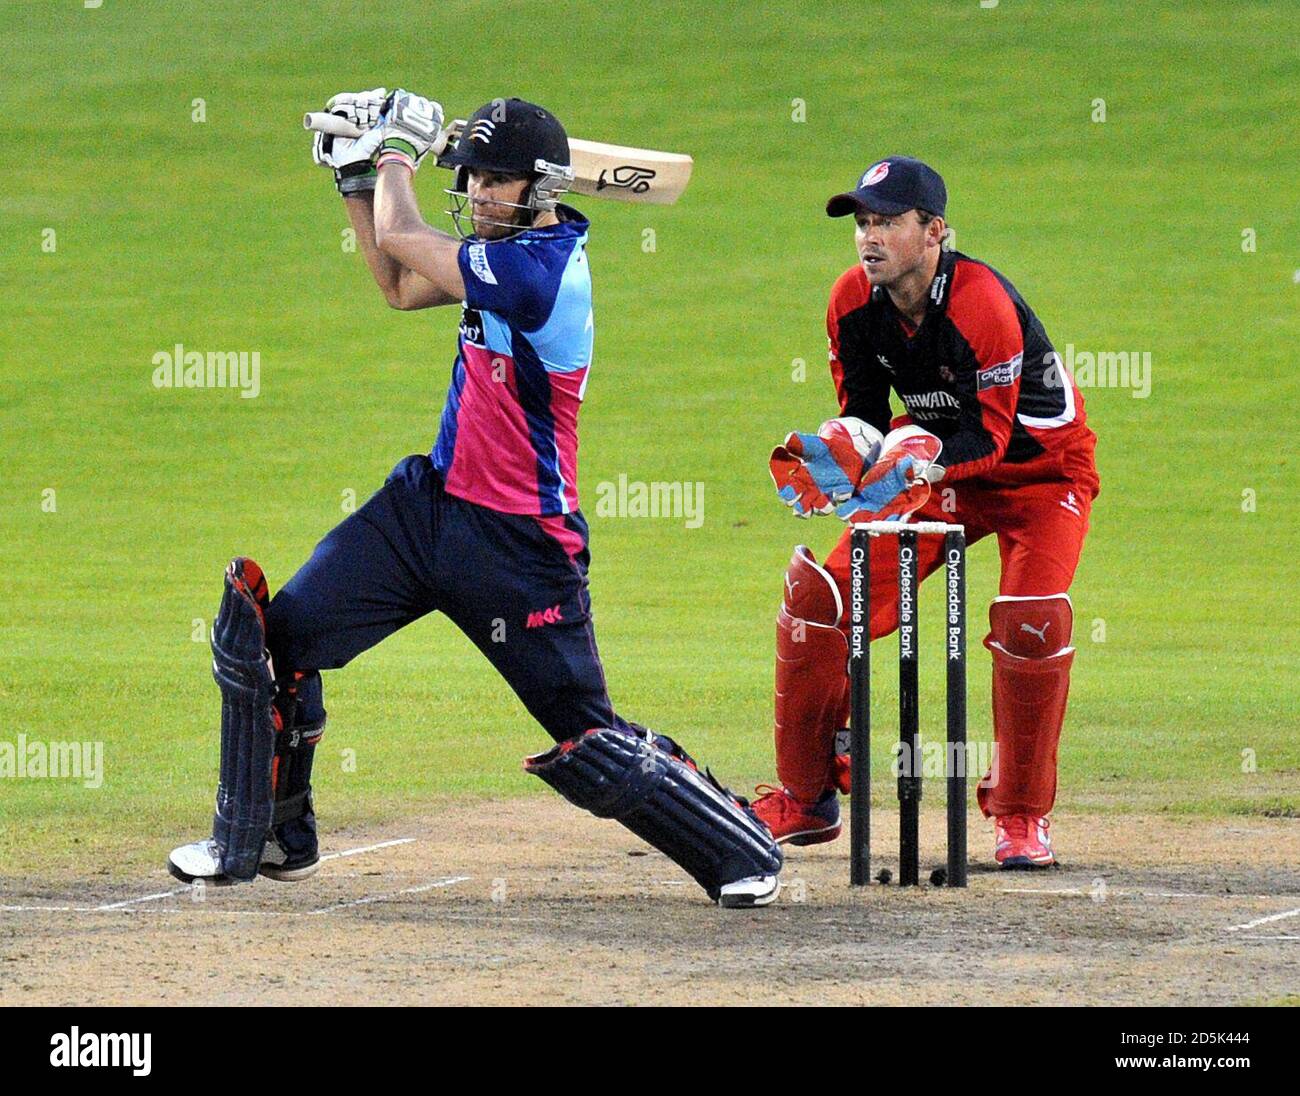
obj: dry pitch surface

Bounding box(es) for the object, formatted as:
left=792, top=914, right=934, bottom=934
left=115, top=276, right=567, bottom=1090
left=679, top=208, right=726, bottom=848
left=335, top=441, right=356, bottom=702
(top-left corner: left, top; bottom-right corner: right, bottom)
left=2, top=799, right=1297, bottom=1007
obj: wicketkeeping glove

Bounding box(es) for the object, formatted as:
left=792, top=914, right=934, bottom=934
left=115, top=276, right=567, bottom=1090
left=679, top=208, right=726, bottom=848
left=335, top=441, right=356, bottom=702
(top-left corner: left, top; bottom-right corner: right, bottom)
left=835, top=426, right=943, bottom=525
left=770, top=417, right=882, bottom=518
left=312, top=87, right=389, bottom=195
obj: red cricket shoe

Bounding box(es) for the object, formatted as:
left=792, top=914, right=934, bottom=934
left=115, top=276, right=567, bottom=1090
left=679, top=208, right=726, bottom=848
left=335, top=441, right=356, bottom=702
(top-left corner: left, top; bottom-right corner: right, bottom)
left=994, top=814, right=1057, bottom=869
left=751, top=785, right=842, bottom=846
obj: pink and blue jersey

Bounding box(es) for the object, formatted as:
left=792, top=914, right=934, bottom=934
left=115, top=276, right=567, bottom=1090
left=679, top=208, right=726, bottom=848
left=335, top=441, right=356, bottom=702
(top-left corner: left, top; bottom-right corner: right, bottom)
left=432, top=209, right=593, bottom=518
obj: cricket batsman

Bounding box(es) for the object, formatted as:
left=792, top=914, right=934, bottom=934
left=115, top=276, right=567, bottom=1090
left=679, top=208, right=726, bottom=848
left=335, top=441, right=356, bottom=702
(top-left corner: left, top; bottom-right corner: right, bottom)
left=754, top=156, right=1099, bottom=868
left=167, top=90, right=781, bottom=907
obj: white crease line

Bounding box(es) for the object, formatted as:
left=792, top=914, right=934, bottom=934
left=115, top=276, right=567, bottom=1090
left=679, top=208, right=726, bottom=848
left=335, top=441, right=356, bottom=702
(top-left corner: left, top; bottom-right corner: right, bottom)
left=0, top=905, right=82, bottom=913
left=1236, top=934, right=1300, bottom=941
left=1225, top=906, right=1300, bottom=933
left=1001, top=888, right=1206, bottom=898
left=319, top=837, right=415, bottom=862
left=307, top=875, right=471, bottom=916
left=1003, top=888, right=1300, bottom=901
left=94, top=888, right=189, bottom=911
left=1008, top=893, right=1300, bottom=932
left=0, top=904, right=279, bottom=918
left=120, top=907, right=280, bottom=917
left=1, top=839, right=418, bottom=917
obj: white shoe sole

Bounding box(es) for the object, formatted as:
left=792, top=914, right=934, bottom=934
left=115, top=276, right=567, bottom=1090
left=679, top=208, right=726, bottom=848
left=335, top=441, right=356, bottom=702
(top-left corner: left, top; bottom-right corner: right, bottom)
left=168, top=839, right=238, bottom=886
left=718, top=874, right=780, bottom=909
left=167, top=860, right=239, bottom=886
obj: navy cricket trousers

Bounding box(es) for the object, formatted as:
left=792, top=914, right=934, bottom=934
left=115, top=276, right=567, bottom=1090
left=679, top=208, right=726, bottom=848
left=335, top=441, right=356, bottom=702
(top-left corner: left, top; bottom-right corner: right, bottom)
left=264, top=454, right=622, bottom=742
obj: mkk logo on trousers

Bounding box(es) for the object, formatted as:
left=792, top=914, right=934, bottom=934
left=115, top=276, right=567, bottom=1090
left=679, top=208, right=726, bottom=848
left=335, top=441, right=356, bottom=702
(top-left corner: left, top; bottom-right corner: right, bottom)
left=526, top=605, right=564, bottom=628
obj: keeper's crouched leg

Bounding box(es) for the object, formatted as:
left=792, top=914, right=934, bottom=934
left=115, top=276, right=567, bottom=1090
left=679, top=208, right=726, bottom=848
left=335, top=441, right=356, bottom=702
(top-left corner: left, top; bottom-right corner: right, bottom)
left=526, top=725, right=783, bottom=907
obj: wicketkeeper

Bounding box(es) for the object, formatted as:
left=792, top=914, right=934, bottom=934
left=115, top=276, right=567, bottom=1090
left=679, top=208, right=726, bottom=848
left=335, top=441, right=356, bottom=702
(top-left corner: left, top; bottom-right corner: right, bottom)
left=754, top=156, right=1099, bottom=869
left=167, top=89, right=781, bottom=907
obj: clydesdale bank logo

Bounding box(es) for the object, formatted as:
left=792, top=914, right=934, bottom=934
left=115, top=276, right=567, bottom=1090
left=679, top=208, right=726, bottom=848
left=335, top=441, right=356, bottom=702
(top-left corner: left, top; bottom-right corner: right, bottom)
left=50, top=1028, right=151, bottom=1076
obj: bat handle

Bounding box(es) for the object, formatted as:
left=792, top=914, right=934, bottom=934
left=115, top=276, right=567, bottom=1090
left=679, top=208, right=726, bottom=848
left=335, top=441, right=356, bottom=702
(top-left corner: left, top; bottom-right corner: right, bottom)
left=303, top=112, right=363, bottom=138
left=303, top=112, right=467, bottom=152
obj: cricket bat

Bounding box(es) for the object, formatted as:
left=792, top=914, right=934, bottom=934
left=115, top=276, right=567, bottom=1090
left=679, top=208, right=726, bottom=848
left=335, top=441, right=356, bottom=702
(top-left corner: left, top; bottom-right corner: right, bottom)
left=303, top=111, right=693, bottom=205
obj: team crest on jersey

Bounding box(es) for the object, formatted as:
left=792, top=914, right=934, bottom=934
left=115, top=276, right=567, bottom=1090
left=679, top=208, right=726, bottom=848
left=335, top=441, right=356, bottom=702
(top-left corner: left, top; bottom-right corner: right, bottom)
left=938, top=363, right=957, bottom=384
left=467, top=243, right=498, bottom=284
left=860, top=161, right=890, bottom=187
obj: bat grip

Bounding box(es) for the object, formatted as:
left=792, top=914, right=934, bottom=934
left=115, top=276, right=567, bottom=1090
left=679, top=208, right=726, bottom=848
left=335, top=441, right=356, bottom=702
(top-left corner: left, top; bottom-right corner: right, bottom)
left=302, top=112, right=465, bottom=153
left=303, top=112, right=363, bottom=138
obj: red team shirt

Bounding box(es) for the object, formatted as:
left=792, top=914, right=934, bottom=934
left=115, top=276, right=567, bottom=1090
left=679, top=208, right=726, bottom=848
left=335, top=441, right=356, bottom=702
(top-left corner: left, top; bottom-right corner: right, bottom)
left=827, top=248, right=1097, bottom=489
left=823, top=248, right=1099, bottom=598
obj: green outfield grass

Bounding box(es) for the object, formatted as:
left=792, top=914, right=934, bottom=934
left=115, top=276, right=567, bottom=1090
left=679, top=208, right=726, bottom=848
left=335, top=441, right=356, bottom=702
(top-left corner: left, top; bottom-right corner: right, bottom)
left=2, top=0, right=1296, bottom=873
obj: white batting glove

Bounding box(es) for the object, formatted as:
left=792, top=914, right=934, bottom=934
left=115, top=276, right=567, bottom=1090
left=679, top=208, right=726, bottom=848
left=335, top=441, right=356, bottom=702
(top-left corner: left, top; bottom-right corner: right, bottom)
left=354, top=90, right=447, bottom=172
left=325, top=87, right=389, bottom=129
left=311, top=87, right=389, bottom=195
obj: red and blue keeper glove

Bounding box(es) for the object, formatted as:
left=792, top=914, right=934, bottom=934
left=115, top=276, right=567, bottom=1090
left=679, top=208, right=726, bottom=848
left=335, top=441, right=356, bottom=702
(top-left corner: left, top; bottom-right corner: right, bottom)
left=770, top=418, right=883, bottom=518
left=771, top=420, right=942, bottom=524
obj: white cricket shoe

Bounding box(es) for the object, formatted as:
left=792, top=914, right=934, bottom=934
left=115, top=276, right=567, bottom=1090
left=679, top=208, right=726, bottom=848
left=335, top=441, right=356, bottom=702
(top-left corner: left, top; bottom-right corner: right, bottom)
left=167, top=838, right=235, bottom=885
left=718, top=873, right=780, bottom=908
left=167, top=836, right=321, bottom=885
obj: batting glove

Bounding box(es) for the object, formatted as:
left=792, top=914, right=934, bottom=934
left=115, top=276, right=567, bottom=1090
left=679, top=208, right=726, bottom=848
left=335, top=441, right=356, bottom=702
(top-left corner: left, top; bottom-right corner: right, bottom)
left=311, top=87, right=388, bottom=195
left=326, top=88, right=389, bottom=129
left=354, top=90, right=447, bottom=172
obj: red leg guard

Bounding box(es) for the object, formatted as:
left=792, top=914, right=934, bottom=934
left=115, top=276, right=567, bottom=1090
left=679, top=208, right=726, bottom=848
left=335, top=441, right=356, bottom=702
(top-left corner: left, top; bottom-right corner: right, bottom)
left=977, top=595, right=1074, bottom=818
left=774, top=546, right=849, bottom=802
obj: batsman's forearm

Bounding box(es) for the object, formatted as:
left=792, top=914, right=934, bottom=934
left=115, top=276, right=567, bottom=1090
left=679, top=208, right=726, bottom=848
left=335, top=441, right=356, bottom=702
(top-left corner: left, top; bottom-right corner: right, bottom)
left=374, top=164, right=421, bottom=232
left=344, top=191, right=404, bottom=303
left=373, top=164, right=465, bottom=299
